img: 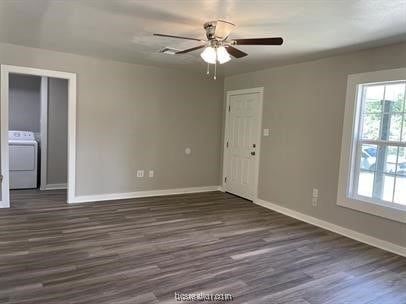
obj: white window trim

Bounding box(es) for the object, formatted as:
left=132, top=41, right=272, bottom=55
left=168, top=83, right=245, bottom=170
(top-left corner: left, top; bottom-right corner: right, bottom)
left=337, top=67, right=406, bottom=223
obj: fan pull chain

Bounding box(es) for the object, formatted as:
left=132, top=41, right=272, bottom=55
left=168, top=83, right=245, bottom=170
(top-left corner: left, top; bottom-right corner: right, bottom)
left=206, top=62, right=210, bottom=75
left=214, top=49, right=217, bottom=80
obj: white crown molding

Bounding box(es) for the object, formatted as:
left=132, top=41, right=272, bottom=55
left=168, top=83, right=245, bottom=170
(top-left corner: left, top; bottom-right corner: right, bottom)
left=255, top=198, right=406, bottom=257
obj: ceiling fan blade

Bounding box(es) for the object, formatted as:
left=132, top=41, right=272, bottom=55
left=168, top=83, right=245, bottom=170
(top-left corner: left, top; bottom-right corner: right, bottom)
left=214, top=20, right=235, bottom=40
left=176, top=45, right=206, bottom=54
left=153, top=33, right=205, bottom=42
left=226, top=46, right=248, bottom=58
left=233, top=37, right=283, bottom=45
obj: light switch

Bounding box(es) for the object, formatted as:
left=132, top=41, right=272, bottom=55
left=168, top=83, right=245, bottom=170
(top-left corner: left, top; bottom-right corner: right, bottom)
left=149, top=170, right=154, bottom=178
left=263, top=129, right=270, bottom=136
left=137, top=170, right=144, bottom=178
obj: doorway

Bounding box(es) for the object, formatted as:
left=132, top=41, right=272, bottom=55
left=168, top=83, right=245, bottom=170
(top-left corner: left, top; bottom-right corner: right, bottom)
left=0, top=65, right=76, bottom=207
left=222, top=88, right=263, bottom=201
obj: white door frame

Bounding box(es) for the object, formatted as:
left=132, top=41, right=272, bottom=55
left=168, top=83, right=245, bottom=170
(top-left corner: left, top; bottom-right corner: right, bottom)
left=0, top=65, right=77, bottom=207
left=222, top=87, right=264, bottom=201
left=40, top=76, right=48, bottom=191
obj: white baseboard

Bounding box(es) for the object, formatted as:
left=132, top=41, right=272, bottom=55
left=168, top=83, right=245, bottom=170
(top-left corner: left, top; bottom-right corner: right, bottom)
left=0, top=201, right=10, bottom=208
left=71, top=186, right=221, bottom=204
left=255, top=198, right=406, bottom=257
left=42, top=183, right=67, bottom=190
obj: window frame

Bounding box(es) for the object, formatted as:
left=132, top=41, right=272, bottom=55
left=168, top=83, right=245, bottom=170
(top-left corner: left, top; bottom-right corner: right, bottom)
left=337, top=68, right=406, bottom=223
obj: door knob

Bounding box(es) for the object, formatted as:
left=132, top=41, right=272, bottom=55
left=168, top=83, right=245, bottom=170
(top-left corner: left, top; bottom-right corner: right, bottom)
left=251, top=151, right=256, bottom=156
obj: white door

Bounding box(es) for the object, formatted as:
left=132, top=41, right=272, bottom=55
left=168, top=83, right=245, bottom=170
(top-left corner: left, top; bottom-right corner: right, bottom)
left=224, top=90, right=262, bottom=200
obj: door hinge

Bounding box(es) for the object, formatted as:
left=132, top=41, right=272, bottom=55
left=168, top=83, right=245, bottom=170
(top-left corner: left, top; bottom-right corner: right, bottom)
left=228, top=105, right=231, bottom=112
left=224, top=177, right=227, bottom=183
left=226, top=141, right=229, bottom=148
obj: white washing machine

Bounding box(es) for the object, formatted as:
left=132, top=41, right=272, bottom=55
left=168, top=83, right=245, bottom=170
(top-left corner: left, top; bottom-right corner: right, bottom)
left=9, top=131, right=38, bottom=189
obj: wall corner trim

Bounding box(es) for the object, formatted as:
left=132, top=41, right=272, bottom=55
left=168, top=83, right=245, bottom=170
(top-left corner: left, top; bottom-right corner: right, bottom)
left=70, top=186, right=222, bottom=204
left=254, top=198, right=406, bottom=257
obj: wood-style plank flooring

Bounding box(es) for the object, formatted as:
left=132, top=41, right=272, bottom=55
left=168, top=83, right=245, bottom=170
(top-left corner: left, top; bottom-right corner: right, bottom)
left=0, top=189, right=405, bottom=304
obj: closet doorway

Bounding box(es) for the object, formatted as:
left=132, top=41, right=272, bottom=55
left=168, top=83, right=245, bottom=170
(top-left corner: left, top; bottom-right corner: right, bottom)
left=0, top=65, right=77, bottom=207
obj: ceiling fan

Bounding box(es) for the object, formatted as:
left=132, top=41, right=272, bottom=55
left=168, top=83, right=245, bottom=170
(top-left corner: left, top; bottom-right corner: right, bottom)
left=154, top=20, right=283, bottom=79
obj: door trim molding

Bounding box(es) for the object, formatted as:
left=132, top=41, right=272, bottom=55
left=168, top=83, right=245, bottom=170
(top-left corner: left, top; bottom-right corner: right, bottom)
left=222, top=87, right=264, bottom=201
left=40, top=76, right=48, bottom=191
left=0, top=65, right=76, bottom=207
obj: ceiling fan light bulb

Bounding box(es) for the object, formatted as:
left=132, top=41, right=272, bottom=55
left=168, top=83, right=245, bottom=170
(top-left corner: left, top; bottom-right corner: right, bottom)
left=201, top=47, right=216, bottom=64
left=217, top=46, right=231, bottom=64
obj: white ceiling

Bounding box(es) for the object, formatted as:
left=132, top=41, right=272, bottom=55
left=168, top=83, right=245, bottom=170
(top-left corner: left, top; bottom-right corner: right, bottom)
left=0, top=0, right=405, bottom=75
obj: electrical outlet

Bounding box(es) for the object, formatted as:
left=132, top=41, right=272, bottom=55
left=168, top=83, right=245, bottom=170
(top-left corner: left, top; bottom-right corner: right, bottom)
left=149, top=170, right=154, bottom=178
left=312, top=197, right=318, bottom=207
left=312, top=188, right=319, bottom=197
left=137, top=170, right=144, bottom=178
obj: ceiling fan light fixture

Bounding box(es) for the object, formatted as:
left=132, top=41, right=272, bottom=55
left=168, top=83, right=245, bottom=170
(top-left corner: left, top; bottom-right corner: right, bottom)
left=200, top=47, right=216, bottom=64
left=154, top=19, right=284, bottom=79
left=217, top=46, right=231, bottom=64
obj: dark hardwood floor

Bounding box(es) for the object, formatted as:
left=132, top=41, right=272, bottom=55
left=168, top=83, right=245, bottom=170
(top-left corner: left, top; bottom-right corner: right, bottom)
left=0, top=189, right=405, bottom=304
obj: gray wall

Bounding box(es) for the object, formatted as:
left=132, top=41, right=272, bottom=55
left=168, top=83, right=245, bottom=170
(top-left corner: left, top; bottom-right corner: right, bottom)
left=0, top=42, right=223, bottom=196
left=9, top=73, right=41, bottom=132
left=225, top=42, right=406, bottom=247
left=47, top=77, right=68, bottom=185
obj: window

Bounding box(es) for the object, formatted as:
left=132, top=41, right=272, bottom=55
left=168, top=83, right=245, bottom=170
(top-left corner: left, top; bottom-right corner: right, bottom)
left=338, top=68, right=406, bottom=223
left=356, top=82, right=406, bottom=205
